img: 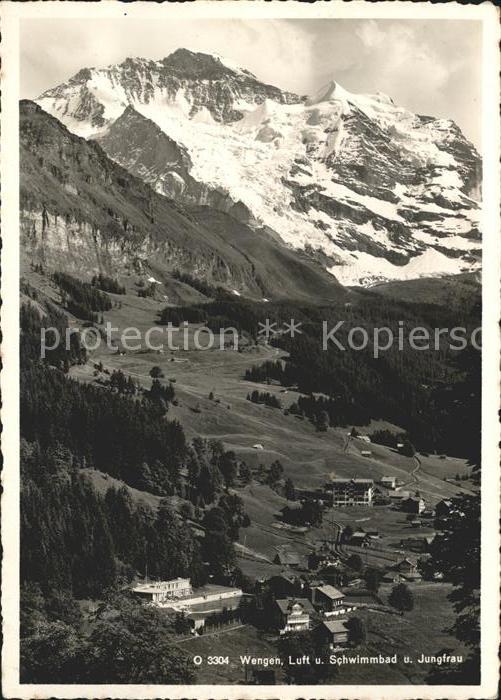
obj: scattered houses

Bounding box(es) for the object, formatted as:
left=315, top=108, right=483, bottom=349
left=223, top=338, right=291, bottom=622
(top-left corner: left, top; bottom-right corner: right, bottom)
left=400, top=535, right=435, bottom=553
left=380, top=476, right=398, bottom=490
left=311, top=584, right=346, bottom=615
left=388, top=489, right=411, bottom=504
left=327, top=478, right=374, bottom=506
left=320, top=619, right=350, bottom=648
left=382, top=571, right=406, bottom=583
left=401, top=496, right=426, bottom=514
left=273, top=546, right=306, bottom=569
left=349, top=530, right=372, bottom=547
left=268, top=572, right=304, bottom=598
left=394, top=558, right=422, bottom=581
left=373, top=484, right=390, bottom=504
left=435, top=499, right=453, bottom=519
left=275, top=598, right=314, bottom=635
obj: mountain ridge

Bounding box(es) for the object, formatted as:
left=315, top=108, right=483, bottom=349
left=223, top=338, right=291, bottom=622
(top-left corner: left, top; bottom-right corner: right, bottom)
left=36, top=49, right=482, bottom=286
left=20, top=99, right=345, bottom=303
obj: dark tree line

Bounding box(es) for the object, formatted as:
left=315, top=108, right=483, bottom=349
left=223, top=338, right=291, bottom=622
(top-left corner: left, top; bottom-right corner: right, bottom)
left=420, top=493, right=480, bottom=683
left=91, top=273, right=126, bottom=295
left=247, top=389, right=282, bottom=408
left=21, top=360, right=186, bottom=495
left=21, top=443, right=208, bottom=597
left=171, top=269, right=230, bottom=299
left=53, top=270, right=112, bottom=321
left=156, top=292, right=480, bottom=456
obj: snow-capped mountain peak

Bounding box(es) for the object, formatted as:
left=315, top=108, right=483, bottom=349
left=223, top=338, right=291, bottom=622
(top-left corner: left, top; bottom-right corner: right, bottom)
left=35, top=51, right=481, bottom=286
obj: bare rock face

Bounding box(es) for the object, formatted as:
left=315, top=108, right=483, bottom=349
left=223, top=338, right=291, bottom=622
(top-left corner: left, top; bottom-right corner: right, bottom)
left=94, top=106, right=258, bottom=226
left=36, top=50, right=482, bottom=286
left=20, top=100, right=344, bottom=304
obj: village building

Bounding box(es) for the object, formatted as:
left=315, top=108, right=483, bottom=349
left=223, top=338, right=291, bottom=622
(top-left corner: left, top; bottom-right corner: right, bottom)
left=421, top=508, right=435, bottom=519
left=401, top=496, right=426, bottom=514
left=326, top=478, right=374, bottom=506
left=273, top=547, right=305, bottom=568
left=400, top=536, right=435, bottom=553
left=382, top=572, right=406, bottom=583
left=268, top=572, right=304, bottom=598
left=372, top=484, right=390, bottom=504
left=274, top=598, right=314, bottom=635
left=349, top=530, right=372, bottom=547
left=394, top=558, right=422, bottom=581
left=380, top=476, right=398, bottom=489
left=131, top=577, right=193, bottom=603
left=311, top=584, right=346, bottom=615
left=435, top=499, right=453, bottom=518
left=388, top=489, right=411, bottom=504
left=132, top=579, right=244, bottom=631
left=320, top=619, right=350, bottom=648
left=395, top=557, right=418, bottom=575
left=308, top=549, right=340, bottom=571
left=164, top=584, right=245, bottom=630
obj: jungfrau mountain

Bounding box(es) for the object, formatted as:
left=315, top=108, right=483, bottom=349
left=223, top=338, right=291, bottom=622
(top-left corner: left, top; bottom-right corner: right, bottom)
left=34, top=48, right=481, bottom=287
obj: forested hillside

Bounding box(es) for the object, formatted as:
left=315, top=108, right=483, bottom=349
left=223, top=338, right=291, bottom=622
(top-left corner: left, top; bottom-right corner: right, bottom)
left=160, top=290, right=481, bottom=457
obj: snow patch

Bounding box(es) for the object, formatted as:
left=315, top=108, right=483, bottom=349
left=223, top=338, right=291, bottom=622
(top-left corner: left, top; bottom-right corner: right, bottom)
left=330, top=248, right=477, bottom=287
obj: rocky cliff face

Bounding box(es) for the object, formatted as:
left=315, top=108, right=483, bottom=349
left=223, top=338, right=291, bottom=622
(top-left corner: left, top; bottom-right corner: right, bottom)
left=95, top=106, right=256, bottom=225
left=38, top=49, right=300, bottom=132
left=20, top=100, right=343, bottom=303
left=36, top=50, right=482, bottom=286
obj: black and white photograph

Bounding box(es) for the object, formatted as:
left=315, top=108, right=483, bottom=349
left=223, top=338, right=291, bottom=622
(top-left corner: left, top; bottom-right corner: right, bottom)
left=1, top=2, right=499, bottom=698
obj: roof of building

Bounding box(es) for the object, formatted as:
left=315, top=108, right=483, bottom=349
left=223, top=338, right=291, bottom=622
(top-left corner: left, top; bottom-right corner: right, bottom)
left=132, top=577, right=191, bottom=594
left=316, top=585, right=345, bottom=600
left=351, top=530, right=367, bottom=538
left=323, top=619, right=349, bottom=634
left=274, top=571, right=297, bottom=584
left=275, top=551, right=301, bottom=565
left=330, top=478, right=374, bottom=485
left=389, top=490, right=410, bottom=499
left=164, top=584, right=242, bottom=603
left=275, top=598, right=315, bottom=615
left=397, top=558, right=417, bottom=568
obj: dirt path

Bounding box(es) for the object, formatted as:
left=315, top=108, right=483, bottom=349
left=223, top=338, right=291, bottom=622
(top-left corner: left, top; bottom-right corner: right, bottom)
left=402, top=455, right=422, bottom=488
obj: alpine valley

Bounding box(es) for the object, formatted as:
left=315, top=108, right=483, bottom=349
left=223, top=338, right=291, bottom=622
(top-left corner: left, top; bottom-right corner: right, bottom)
left=33, top=48, right=482, bottom=288
left=19, top=47, right=481, bottom=687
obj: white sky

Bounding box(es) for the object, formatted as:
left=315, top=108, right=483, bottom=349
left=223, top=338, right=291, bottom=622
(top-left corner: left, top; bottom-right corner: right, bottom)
left=20, top=18, right=482, bottom=147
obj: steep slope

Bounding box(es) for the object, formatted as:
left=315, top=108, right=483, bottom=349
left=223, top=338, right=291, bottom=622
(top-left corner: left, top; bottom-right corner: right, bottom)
left=20, top=100, right=343, bottom=303
left=36, top=49, right=482, bottom=286
left=95, top=106, right=256, bottom=224
left=361, top=271, right=481, bottom=312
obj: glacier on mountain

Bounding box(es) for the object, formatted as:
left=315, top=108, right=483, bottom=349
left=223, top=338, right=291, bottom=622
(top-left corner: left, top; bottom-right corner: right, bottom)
left=36, top=49, right=481, bottom=287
